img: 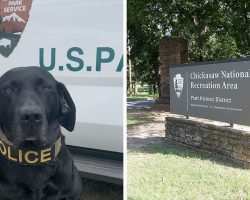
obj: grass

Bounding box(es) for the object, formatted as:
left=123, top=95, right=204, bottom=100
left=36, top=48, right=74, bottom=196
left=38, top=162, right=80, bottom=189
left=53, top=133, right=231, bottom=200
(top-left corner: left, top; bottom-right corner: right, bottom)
left=127, top=84, right=159, bottom=101
left=128, top=140, right=250, bottom=200
left=127, top=93, right=159, bottom=102
left=127, top=110, right=250, bottom=200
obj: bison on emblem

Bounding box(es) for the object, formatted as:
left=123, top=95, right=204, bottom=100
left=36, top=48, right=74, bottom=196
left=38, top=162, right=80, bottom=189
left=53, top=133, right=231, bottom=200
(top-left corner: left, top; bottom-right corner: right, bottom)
left=0, top=38, right=11, bottom=48
left=0, top=0, right=33, bottom=57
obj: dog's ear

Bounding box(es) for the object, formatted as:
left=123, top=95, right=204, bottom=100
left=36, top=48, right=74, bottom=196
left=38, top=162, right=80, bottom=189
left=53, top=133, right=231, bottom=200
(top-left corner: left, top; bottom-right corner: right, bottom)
left=56, top=81, right=76, bottom=131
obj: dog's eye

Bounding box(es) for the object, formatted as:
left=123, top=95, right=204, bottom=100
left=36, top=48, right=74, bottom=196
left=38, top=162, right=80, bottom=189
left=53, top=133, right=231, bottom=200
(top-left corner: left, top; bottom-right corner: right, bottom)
left=41, top=85, right=51, bottom=92
left=3, top=87, right=14, bottom=94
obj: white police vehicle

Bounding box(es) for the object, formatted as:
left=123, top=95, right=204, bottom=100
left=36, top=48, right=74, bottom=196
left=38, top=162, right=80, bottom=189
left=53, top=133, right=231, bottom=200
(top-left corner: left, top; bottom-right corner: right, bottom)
left=0, top=0, right=123, bottom=184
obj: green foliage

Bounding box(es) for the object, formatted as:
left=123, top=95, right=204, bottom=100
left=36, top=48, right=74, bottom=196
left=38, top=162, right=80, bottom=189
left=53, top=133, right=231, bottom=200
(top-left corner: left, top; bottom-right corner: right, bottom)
left=221, top=0, right=250, bottom=55
left=128, top=1, right=163, bottom=86
left=128, top=0, right=250, bottom=85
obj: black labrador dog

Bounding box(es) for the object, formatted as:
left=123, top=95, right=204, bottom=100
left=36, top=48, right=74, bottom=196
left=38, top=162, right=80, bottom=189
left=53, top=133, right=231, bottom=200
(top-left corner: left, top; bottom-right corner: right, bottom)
left=0, top=67, right=83, bottom=200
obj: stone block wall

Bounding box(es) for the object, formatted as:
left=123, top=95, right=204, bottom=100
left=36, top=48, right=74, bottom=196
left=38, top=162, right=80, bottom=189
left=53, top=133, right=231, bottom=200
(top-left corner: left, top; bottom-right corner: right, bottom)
left=165, top=117, right=250, bottom=168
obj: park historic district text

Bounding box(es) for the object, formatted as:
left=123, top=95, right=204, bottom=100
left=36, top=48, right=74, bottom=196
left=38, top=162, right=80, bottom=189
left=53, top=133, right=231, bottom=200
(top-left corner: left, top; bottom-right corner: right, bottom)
left=190, top=70, right=250, bottom=90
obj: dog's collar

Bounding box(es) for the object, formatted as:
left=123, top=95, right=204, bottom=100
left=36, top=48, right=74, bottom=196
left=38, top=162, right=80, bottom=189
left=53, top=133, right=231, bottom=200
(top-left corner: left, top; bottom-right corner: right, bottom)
left=0, top=131, right=61, bottom=165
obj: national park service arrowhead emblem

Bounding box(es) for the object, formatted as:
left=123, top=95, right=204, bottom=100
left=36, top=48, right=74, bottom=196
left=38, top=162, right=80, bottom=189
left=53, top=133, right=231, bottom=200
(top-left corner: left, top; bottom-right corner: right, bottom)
left=0, top=0, right=32, bottom=57
left=173, top=74, right=184, bottom=98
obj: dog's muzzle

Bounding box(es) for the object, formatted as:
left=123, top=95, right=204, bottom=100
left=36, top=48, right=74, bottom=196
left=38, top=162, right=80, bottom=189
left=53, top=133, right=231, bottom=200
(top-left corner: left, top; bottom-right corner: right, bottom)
left=17, top=105, right=47, bottom=143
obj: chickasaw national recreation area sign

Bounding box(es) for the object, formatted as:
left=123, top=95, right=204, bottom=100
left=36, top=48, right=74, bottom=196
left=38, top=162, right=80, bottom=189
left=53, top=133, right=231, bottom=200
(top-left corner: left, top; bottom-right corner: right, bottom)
left=170, top=57, right=250, bottom=126
left=0, top=0, right=32, bottom=57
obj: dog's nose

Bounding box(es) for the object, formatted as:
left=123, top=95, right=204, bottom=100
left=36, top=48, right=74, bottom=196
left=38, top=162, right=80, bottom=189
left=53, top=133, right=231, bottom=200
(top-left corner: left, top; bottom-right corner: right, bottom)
left=20, top=107, right=43, bottom=124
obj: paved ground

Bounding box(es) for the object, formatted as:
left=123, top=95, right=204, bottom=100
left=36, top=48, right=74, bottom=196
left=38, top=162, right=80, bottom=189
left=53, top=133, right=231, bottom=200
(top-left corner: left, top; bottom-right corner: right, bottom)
left=128, top=120, right=165, bottom=149
left=127, top=100, right=167, bottom=149
left=83, top=179, right=122, bottom=200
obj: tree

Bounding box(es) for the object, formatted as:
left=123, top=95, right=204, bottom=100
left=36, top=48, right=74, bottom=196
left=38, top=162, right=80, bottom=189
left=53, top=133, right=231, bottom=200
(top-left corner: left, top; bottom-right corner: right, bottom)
left=220, top=0, right=250, bottom=55
left=128, top=0, right=165, bottom=92
left=127, top=0, right=250, bottom=93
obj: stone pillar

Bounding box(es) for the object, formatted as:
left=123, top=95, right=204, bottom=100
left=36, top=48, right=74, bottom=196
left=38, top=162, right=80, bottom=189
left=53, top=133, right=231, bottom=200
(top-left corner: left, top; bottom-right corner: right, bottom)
left=156, top=37, right=188, bottom=104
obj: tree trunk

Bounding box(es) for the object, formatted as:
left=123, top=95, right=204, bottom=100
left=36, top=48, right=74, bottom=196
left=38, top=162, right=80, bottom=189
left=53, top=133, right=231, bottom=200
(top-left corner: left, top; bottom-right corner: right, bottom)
left=157, top=74, right=161, bottom=97
left=128, top=42, right=133, bottom=96
left=153, top=84, right=157, bottom=94
left=128, top=59, right=133, bottom=96
left=148, top=85, right=153, bottom=95
left=133, top=81, right=138, bottom=95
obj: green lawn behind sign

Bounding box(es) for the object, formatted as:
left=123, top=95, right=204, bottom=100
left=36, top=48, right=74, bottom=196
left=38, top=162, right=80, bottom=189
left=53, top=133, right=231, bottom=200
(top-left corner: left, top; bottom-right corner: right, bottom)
left=127, top=84, right=159, bottom=101
left=127, top=93, right=159, bottom=101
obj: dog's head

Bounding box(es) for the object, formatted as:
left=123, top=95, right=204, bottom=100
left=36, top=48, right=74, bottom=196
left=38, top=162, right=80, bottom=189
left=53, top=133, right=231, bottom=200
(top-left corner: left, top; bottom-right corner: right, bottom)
left=0, top=67, right=75, bottom=147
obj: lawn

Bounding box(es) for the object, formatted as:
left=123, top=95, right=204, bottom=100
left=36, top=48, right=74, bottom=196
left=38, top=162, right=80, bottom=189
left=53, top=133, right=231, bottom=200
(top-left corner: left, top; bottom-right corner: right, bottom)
left=127, top=110, right=250, bottom=200
left=127, top=93, right=159, bottom=102
left=127, top=84, right=159, bottom=101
